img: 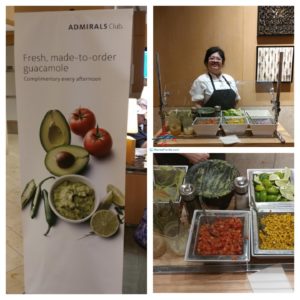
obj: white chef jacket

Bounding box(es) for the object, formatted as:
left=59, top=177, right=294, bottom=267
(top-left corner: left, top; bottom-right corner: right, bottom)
left=190, top=73, right=241, bottom=105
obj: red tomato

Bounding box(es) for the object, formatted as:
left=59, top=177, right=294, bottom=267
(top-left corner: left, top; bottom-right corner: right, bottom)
left=69, top=108, right=96, bottom=137
left=83, top=126, right=113, bottom=158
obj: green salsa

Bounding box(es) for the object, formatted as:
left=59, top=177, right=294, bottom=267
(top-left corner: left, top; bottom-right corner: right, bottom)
left=52, top=180, right=95, bottom=220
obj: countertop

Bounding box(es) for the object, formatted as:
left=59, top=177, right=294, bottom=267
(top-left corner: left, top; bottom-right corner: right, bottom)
left=154, top=123, right=293, bottom=147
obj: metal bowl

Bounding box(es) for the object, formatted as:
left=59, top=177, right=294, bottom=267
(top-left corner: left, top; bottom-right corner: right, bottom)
left=185, top=160, right=239, bottom=209
left=197, top=107, right=216, bottom=117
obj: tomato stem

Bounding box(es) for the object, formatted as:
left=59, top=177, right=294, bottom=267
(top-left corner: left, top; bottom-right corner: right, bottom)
left=95, top=125, right=103, bottom=139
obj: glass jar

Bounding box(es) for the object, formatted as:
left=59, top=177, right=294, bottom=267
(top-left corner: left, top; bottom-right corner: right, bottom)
left=182, top=116, right=194, bottom=135
left=168, top=115, right=181, bottom=136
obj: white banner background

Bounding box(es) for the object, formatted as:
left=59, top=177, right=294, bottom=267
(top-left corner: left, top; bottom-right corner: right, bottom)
left=14, top=9, right=133, bottom=293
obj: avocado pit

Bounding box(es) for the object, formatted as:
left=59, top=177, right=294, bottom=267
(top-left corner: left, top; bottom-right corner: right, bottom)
left=56, top=151, right=76, bottom=169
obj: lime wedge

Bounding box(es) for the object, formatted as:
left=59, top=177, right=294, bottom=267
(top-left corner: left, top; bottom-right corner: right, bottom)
left=90, top=210, right=119, bottom=238
left=280, top=183, right=294, bottom=201
left=275, top=171, right=284, bottom=179
left=280, top=183, right=294, bottom=193
left=269, top=174, right=281, bottom=181
left=280, top=190, right=294, bottom=201
left=275, top=180, right=289, bottom=187
left=98, top=191, right=113, bottom=210
left=283, top=167, right=291, bottom=181
left=253, top=175, right=262, bottom=185
left=107, top=184, right=125, bottom=208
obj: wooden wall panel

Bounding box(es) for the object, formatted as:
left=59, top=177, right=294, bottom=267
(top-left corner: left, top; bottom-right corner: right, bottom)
left=154, top=6, right=294, bottom=108
left=125, top=173, right=147, bottom=225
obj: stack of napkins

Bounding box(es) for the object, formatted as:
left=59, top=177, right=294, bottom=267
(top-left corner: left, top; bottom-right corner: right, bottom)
left=247, top=265, right=293, bottom=293
left=219, top=135, right=241, bottom=145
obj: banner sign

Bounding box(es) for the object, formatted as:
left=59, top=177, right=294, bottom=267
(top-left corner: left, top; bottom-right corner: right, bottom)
left=15, top=9, right=133, bottom=293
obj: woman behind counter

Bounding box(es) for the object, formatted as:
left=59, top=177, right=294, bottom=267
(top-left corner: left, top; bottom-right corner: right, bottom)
left=190, top=46, right=240, bottom=110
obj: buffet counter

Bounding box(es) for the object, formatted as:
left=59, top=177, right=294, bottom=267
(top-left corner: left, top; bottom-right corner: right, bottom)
left=153, top=198, right=294, bottom=293
left=154, top=123, right=293, bottom=147
left=153, top=163, right=294, bottom=292
left=154, top=269, right=294, bottom=293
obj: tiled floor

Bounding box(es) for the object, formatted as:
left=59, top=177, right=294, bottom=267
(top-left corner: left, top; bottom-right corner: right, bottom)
left=6, top=134, right=147, bottom=294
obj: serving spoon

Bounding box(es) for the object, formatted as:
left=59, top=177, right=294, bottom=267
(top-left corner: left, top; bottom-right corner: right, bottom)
left=198, top=195, right=218, bottom=237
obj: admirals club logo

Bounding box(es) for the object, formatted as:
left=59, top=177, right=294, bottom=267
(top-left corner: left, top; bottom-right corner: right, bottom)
left=68, top=23, right=123, bottom=30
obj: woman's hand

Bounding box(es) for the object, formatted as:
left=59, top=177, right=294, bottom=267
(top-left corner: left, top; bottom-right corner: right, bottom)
left=193, top=101, right=203, bottom=108
left=181, top=153, right=210, bottom=164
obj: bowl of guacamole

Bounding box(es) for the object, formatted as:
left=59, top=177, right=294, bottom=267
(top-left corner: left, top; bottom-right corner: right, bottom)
left=49, top=175, right=99, bottom=223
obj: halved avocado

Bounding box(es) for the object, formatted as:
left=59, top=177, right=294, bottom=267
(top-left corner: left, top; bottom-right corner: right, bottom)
left=40, top=110, right=71, bottom=152
left=45, top=145, right=89, bottom=176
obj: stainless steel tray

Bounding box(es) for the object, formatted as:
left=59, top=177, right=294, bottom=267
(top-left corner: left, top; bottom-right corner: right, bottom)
left=251, top=208, right=294, bottom=258
left=185, top=210, right=250, bottom=263
left=153, top=165, right=188, bottom=203
left=247, top=169, right=294, bottom=211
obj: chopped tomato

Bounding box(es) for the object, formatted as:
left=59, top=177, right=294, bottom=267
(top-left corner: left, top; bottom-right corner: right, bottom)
left=197, top=217, right=244, bottom=256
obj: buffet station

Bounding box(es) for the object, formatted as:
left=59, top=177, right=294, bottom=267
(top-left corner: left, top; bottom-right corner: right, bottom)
left=153, top=161, right=294, bottom=292
left=153, top=107, right=293, bottom=147
left=154, top=51, right=294, bottom=147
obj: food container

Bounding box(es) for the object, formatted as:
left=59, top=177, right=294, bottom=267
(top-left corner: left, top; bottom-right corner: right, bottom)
left=221, top=116, right=249, bottom=135
left=49, top=175, right=100, bottom=223
left=153, top=165, right=188, bottom=203
left=247, top=169, right=294, bottom=211
left=163, top=221, right=190, bottom=256
left=185, top=210, right=250, bottom=262
left=168, top=115, right=182, bottom=136
left=251, top=208, right=294, bottom=258
left=197, top=107, right=216, bottom=117
left=185, top=160, right=240, bottom=209
left=153, top=202, right=181, bottom=233
left=192, top=117, right=220, bottom=136
left=249, top=117, right=277, bottom=136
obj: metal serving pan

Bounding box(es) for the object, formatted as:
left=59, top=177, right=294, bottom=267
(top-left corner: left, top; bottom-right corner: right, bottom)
left=251, top=208, right=294, bottom=258
left=185, top=210, right=250, bottom=263
left=247, top=169, right=294, bottom=211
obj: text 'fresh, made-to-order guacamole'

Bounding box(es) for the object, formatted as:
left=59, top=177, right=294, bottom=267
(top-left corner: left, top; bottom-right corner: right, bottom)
left=52, top=180, right=95, bottom=220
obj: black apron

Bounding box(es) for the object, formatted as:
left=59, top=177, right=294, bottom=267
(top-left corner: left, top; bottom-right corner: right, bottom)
left=204, top=73, right=237, bottom=110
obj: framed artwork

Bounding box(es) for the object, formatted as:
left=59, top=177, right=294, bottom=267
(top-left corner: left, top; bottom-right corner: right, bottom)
left=257, top=6, right=294, bottom=36
left=256, top=46, right=294, bottom=83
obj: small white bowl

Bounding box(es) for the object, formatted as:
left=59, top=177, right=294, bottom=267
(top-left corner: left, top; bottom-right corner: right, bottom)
left=49, top=175, right=99, bottom=223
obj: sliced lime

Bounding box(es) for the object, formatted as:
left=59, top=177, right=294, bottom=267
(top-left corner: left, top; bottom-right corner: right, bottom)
left=253, top=175, right=262, bottom=185
left=275, top=180, right=289, bottom=187
left=280, top=183, right=294, bottom=193
left=280, top=191, right=294, bottom=201
left=269, top=174, right=281, bottom=181
left=275, top=171, right=284, bottom=179
left=280, top=183, right=294, bottom=201
left=98, top=191, right=113, bottom=210
left=90, top=210, right=119, bottom=238
left=107, top=184, right=125, bottom=208
left=283, top=167, right=291, bottom=181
